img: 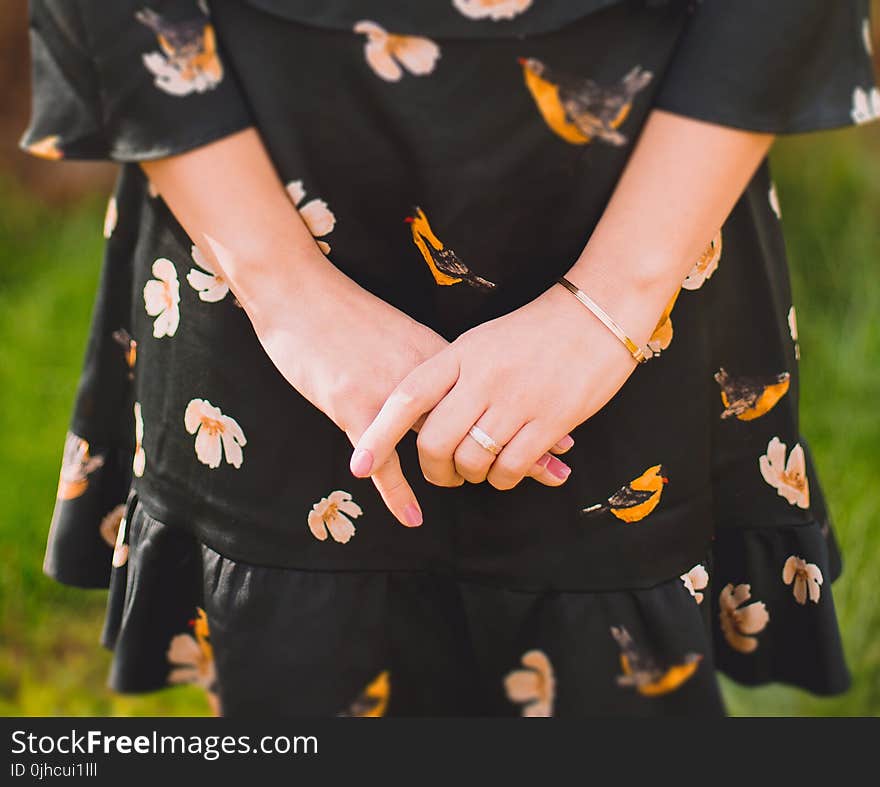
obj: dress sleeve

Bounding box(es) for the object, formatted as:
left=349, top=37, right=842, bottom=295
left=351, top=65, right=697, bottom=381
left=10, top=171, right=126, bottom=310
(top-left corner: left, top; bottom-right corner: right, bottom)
left=19, top=0, right=254, bottom=162
left=652, top=0, right=880, bottom=133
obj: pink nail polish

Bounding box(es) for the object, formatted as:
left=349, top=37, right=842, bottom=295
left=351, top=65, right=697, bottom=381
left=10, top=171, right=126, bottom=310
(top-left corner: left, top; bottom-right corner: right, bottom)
left=403, top=503, right=423, bottom=527
left=350, top=448, right=373, bottom=477
left=557, top=434, right=575, bottom=450
left=546, top=456, right=572, bottom=480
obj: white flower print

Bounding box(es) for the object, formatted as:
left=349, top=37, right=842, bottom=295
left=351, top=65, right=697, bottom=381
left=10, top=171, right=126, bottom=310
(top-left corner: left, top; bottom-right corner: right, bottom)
left=143, top=258, right=181, bottom=338
left=133, top=402, right=145, bottom=478
left=719, top=583, right=770, bottom=654
left=141, top=52, right=218, bottom=95
left=167, top=609, right=217, bottom=687
left=111, top=509, right=129, bottom=568
left=851, top=86, right=880, bottom=125
left=307, top=490, right=363, bottom=544
left=453, top=0, right=533, bottom=21
left=137, top=9, right=224, bottom=96
left=782, top=555, right=823, bottom=605
left=99, top=504, right=126, bottom=550
left=167, top=607, right=221, bottom=715
left=768, top=182, right=781, bottom=220
left=681, top=564, right=709, bottom=604
left=167, top=632, right=215, bottom=688
left=353, top=20, right=440, bottom=83
left=864, top=18, right=874, bottom=57
left=788, top=305, right=800, bottom=360
left=285, top=180, right=337, bottom=255
left=103, top=195, right=117, bottom=239
left=184, top=399, right=247, bottom=469
left=504, top=650, right=555, bottom=717
left=759, top=436, right=810, bottom=509
left=187, top=244, right=229, bottom=302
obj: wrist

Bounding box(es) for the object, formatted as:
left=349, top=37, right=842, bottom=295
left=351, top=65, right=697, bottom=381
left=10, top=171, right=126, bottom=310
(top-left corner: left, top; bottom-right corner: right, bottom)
left=204, top=235, right=339, bottom=336
left=560, top=251, right=684, bottom=351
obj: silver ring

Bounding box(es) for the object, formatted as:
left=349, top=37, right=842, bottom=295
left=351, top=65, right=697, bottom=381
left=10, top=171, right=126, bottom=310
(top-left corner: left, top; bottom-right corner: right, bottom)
left=467, top=425, right=503, bottom=456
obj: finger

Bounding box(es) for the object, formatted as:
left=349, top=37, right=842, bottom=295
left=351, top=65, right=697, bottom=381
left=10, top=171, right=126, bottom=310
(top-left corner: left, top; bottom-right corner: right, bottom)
left=488, top=420, right=572, bottom=491
left=413, top=386, right=485, bottom=487
left=549, top=434, right=575, bottom=455
left=346, top=421, right=422, bottom=528
left=371, top=449, right=423, bottom=527
left=530, top=452, right=574, bottom=487
left=350, top=351, right=460, bottom=478
left=450, top=409, right=527, bottom=485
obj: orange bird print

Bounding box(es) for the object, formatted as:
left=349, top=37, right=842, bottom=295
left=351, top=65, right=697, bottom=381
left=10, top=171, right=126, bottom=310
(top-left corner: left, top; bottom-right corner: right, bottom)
left=714, top=368, right=791, bottom=421
left=406, top=207, right=496, bottom=290
left=518, top=59, right=652, bottom=146
left=112, top=328, right=138, bottom=380
left=581, top=464, right=668, bottom=523
left=136, top=7, right=223, bottom=95
left=339, top=671, right=391, bottom=717
left=611, top=626, right=702, bottom=697
left=166, top=607, right=221, bottom=715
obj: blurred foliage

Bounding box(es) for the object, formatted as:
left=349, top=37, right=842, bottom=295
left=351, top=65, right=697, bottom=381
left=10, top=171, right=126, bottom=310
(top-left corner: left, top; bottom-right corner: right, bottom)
left=721, top=126, right=880, bottom=716
left=0, top=182, right=210, bottom=716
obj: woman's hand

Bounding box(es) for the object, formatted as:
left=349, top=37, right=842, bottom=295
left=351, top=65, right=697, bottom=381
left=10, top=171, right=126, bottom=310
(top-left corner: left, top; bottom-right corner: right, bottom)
left=140, top=128, right=580, bottom=526
left=203, top=234, right=442, bottom=526
left=205, top=235, right=575, bottom=524
left=348, top=109, right=775, bottom=492
left=348, top=275, right=651, bottom=491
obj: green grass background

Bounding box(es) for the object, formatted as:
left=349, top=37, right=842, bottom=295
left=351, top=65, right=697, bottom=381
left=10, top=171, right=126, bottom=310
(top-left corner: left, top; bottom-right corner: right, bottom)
left=1, top=126, right=878, bottom=716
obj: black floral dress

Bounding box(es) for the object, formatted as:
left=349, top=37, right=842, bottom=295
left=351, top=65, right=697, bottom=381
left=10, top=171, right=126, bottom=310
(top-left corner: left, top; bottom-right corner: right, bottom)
left=20, top=0, right=879, bottom=717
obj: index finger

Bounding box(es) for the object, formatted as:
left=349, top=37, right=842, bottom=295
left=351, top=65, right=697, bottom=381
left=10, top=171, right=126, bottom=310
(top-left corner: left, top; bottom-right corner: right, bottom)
left=350, top=351, right=459, bottom=478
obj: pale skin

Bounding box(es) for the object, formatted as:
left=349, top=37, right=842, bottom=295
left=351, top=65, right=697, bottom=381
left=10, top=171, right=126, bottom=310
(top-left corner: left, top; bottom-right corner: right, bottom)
left=141, top=109, right=773, bottom=526
left=139, top=128, right=573, bottom=530
left=352, top=110, right=775, bottom=491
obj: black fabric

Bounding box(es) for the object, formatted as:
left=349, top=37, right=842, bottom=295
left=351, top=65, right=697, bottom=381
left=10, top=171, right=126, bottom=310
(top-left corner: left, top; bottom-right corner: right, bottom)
left=653, top=0, right=879, bottom=133
left=106, top=494, right=733, bottom=716
left=19, top=0, right=254, bottom=161
left=19, top=0, right=878, bottom=163
left=241, top=0, right=671, bottom=38
left=20, top=0, right=876, bottom=715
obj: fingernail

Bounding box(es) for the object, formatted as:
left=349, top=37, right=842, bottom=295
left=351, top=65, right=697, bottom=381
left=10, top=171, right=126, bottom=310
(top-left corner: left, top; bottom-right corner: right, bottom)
left=350, top=448, right=373, bottom=477
left=545, top=456, right=571, bottom=480
left=556, top=435, right=575, bottom=450
left=403, top=502, right=423, bottom=527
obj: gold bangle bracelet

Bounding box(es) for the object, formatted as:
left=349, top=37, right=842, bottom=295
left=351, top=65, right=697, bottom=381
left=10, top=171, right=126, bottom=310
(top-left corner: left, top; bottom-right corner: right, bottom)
left=555, top=276, right=651, bottom=364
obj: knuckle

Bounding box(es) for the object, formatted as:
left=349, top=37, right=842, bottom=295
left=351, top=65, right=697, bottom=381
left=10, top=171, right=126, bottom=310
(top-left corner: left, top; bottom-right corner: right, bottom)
left=504, top=454, right=531, bottom=477
left=459, top=467, right=486, bottom=484
left=416, top=430, right=445, bottom=460
left=328, top=375, right=362, bottom=406
left=453, top=451, right=486, bottom=481
left=489, top=457, right=528, bottom=490
left=391, top=379, right=422, bottom=410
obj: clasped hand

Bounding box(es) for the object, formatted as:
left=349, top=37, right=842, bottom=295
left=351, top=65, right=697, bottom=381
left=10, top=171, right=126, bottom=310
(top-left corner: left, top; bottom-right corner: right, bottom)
left=349, top=282, right=639, bottom=519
